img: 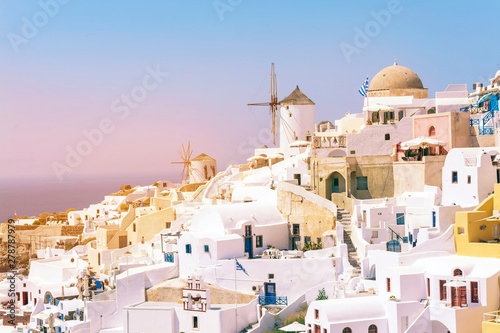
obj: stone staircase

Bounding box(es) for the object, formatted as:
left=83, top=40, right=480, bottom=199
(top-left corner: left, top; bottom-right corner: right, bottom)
left=241, top=321, right=260, bottom=333
left=337, top=208, right=361, bottom=277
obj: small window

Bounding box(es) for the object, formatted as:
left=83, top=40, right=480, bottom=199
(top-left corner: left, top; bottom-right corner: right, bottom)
left=204, top=245, right=209, bottom=253
left=256, top=236, right=263, bottom=248
left=245, top=225, right=252, bottom=237
left=342, top=328, right=352, bottom=333
left=186, top=244, right=192, bottom=254
left=293, top=224, right=300, bottom=235
left=396, top=213, right=405, bottom=225
left=385, top=133, right=390, bottom=140
left=350, top=150, right=356, bottom=155
left=372, top=231, right=378, bottom=238
left=133, top=223, right=136, bottom=232
left=166, top=222, right=171, bottom=229
left=439, top=280, right=447, bottom=300
left=429, top=126, right=436, bottom=137
left=427, top=278, right=430, bottom=297
left=471, top=281, right=479, bottom=303
left=387, top=278, right=391, bottom=292
left=453, top=269, right=463, bottom=277
left=315, top=309, right=319, bottom=319
left=452, top=171, right=458, bottom=184
left=304, top=236, right=311, bottom=245
left=467, top=175, right=471, bottom=184
left=458, top=227, right=465, bottom=235
left=368, top=324, right=378, bottom=333
left=193, top=316, right=198, bottom=328
left=268, top=273, right=274, bottom=279
left=357, top=176, right=368, bottom=190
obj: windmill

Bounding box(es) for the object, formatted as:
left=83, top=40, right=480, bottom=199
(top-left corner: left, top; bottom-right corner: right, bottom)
left=248, top=63, right=279, bottom=145
left=171, top=142, right=194, bottom=184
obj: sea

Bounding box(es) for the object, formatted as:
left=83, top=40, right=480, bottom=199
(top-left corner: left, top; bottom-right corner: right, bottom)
left=0, top=173, right=176, bottom=222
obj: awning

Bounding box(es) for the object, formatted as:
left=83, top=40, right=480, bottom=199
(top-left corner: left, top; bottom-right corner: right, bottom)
left=444, top=280, right=467, bottom=288
left=279, top=321, right=307, bottom=332
left=289, top=140, right=311, bottom=147
left=400, top=136, right=445, bottom=150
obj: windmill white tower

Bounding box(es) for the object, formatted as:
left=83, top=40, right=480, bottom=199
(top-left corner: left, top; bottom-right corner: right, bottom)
left=248, top=64, right=316, bottom=157
left=279, top=85, right=316, bottom=156
left=189, top=153, right=217, bottom=183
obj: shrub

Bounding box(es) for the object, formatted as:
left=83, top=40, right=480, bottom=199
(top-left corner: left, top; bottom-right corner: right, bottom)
left=302, top=241, right=322, bottom=252
left=316, top=288, right=329, bottom=300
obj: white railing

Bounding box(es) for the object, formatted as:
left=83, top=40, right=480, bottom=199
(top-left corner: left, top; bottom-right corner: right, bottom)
left=484, top=310, right=500, bottom=324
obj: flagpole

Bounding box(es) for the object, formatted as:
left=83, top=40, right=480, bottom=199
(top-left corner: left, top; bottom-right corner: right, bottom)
left=234, top=257, right=238, bottom=333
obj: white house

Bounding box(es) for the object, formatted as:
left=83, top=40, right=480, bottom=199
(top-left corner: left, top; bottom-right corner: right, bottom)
left=442, top=147, right=500, bottom=207
left=305, top=296, right=389, bottom=333
left=178, top=202, right=289, bottom=277
left=124, top=275, right=258, bottom=333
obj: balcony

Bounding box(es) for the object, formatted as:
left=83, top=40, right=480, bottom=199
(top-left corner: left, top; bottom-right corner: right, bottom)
left=483, top=311, right=500, bottom=332
left=258, top=296, right=288, bottom=306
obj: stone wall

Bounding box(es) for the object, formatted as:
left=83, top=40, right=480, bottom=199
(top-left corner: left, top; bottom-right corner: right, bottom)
left=61, top=226, right=84, bottom=236
left=277, top=182, right=336, bottom=250
left=311, top=155, right=395, bottom=202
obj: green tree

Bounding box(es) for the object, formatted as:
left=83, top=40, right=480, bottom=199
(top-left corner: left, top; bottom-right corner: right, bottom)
left=316, top=288, right=329, bottom=300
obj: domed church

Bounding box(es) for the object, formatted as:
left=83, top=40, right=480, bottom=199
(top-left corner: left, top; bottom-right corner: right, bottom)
left=367, top=62, right=428, bottom=99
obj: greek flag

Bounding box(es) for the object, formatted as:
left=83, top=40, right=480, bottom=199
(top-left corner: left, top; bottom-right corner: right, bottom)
left=235, top=258, right=248, bottom=275
left=359, top=76, right=369, bottom=97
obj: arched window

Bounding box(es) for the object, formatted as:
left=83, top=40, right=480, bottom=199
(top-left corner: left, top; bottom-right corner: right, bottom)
left=428, top=126, right=436, bottom=137
left=368, top=324, right=378, bottom=333
left=453, top=269, right=463, bottom=277
left=343, top=328, right=352, bottom=333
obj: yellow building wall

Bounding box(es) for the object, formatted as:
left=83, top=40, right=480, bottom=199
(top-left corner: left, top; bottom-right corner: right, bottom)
left=126, top=207, right=175, bottom=245
left=312, top=155, right=394, bottom=202
left=277, top=182, right=336, bottom=249
left=482, top=321, right=500, bottom=333
left=455, top=184, right=500, bottom=258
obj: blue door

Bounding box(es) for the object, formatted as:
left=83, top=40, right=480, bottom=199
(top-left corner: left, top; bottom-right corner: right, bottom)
left=245, top=237, right=253, bottom=258
left=265, top=283, right=276, bottom=304
left=432, top=211, right=436, bottom=228
left=396, top=213, right=405, bottom=225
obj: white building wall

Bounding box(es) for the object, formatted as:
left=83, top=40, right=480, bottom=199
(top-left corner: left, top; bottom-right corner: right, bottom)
left=442, top=148, right=499, bottom=207
left=190, top=160, right=217, bottom=184
left=345, top=117, right=413, bottom=157
left=280, top=104, right=315, bottom=153
left=126, top=307, right=177, bottom=333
